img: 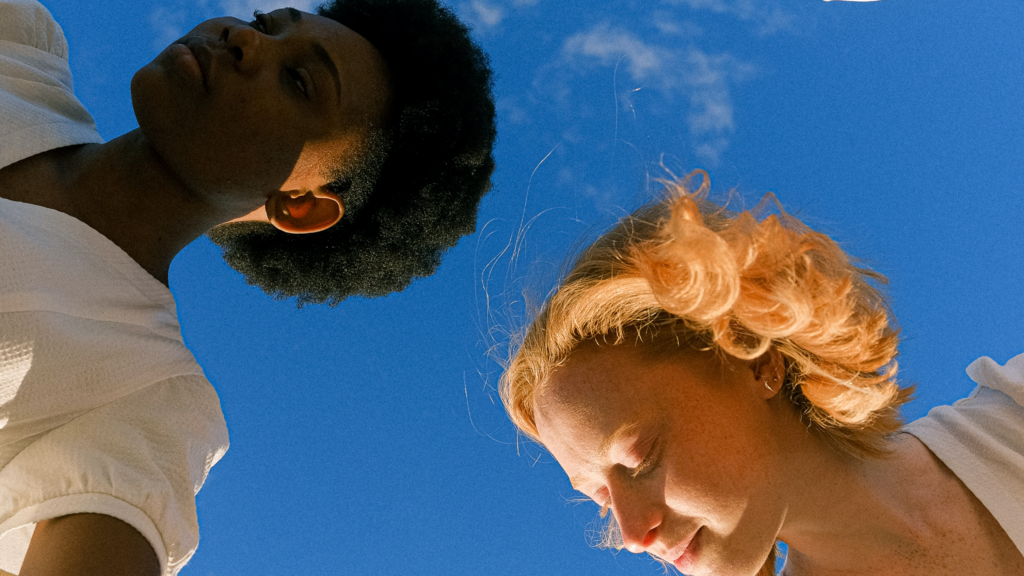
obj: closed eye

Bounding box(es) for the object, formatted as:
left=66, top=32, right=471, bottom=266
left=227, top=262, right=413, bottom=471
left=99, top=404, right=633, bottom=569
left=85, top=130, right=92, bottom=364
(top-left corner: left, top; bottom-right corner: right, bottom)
left=251, top=10, right=269, bottom=33
left=287, top=68, right=310, bottom=97
left=629, top=439, right=660, bottom=478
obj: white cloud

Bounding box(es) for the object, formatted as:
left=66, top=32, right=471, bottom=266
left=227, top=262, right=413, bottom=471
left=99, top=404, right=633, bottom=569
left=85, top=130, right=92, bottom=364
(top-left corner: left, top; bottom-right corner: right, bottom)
left=497, top=97, right=530, bottom=125
left=663, top=0, right=794, bottom=35
left=562, top=23, right=669, bottom=82
left=684, top=50, right=754, bottom=133
left=148, top=7, right=191, bottom=51
left=652, top=12, right=703, bottom=37
left=672, top=0, right=731, bottom=11
left=458, top=0, right=509, bottom=30
left=557, top=24, right=753, bottom=165
left=474, top=0, right=507, bottom=27
left=458, top=0, right=545, bottom=31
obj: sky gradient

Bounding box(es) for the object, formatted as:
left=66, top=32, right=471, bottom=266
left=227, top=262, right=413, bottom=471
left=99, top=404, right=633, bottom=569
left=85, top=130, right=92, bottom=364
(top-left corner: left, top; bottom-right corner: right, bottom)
left=40, top=0, right=1024, bottom=574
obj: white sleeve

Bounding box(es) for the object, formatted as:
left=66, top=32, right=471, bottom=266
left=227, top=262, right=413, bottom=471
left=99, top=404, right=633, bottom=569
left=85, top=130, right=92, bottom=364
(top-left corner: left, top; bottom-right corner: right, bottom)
left=0, top=375, right=229, bottom=576
left=0, top=0, right=69, bottom=58
left=0, top=0, right=103, bottom=169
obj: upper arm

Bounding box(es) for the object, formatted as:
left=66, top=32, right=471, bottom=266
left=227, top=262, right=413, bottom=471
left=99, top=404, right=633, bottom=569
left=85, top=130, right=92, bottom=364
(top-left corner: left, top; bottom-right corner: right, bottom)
left=19, top=513, right=160, bottom=576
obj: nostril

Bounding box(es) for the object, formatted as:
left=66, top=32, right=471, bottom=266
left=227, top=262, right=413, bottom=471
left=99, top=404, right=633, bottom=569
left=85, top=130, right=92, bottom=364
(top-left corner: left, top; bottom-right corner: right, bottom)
left=230, top=46, right=243, bottom=61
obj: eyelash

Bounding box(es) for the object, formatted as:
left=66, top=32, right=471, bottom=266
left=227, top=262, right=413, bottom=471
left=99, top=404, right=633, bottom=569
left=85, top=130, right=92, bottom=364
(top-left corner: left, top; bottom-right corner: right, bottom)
left=250, top=10, right=309, bottom=97
left=589, top=440, right=659, bottom=516
left=629, top=439, right=659, bottom=478
left=251, top=10, right=269, bottom=32
left=287, top=69, right=309, bottom=97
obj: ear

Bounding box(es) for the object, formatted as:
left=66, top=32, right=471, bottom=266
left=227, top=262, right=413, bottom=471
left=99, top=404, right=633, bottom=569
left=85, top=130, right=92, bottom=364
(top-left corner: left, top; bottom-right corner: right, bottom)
left=266, top=188, right=344, bottom=234
left=749, top=347, right=786, bottom=399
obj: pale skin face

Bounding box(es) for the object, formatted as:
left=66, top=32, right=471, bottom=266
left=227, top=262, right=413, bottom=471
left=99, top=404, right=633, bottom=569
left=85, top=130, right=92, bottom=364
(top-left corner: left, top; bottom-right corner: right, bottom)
left=533, top=343, right=1024, bottom=576
left=534, top=343, right=789, bottom=575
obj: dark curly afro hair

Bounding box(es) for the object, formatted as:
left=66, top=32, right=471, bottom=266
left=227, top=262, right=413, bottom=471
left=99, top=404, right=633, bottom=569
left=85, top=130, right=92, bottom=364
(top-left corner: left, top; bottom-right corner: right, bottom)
left=207, top=0, right=496, bottom=305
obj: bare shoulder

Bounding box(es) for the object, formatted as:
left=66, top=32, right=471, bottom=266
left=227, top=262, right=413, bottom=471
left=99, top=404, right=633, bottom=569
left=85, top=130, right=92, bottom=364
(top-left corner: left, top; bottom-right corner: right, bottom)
left=19, top=513, right=159, bottom=576
left=902, top=434, right=1024, bottom=576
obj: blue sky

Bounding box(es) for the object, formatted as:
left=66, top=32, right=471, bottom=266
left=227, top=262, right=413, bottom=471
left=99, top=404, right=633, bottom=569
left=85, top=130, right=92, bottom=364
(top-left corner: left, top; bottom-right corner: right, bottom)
left=42, top=0, right=1024, bottom=574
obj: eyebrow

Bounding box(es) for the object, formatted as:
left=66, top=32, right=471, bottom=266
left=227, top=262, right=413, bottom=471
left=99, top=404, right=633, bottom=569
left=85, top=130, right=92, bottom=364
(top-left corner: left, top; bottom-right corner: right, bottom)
left=567, top=421, right=641, bottom=490
left=286, top=8, right=343, bottom=107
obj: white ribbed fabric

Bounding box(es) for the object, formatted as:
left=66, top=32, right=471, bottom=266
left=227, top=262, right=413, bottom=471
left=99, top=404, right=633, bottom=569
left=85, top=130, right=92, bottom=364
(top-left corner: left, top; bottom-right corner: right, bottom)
left=905, top=352, right=1024, bottom=554
left=0, top=0, right=103, bottom=168
left=0, top=1, right=230, bottom=574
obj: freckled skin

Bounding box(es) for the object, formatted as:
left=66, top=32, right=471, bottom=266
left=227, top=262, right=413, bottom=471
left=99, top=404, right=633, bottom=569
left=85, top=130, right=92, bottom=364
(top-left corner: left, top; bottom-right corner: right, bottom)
left=535, top=343, right=791, bottom=575
left=535, top=343, right=1024, bottom=576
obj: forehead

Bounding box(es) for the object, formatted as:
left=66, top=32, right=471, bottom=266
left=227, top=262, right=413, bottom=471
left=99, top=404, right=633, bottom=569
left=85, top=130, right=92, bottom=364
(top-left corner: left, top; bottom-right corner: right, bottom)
left=276, top=9, right=391, bottom=127
left=271, top=8, right=392, bottom=179
left=533, top=346, right=657, bottom=480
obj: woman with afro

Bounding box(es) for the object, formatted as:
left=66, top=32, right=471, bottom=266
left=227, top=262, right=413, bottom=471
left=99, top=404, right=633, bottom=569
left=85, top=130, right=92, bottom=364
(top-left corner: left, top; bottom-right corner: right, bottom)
left=0, top=0, right=495, bottom=573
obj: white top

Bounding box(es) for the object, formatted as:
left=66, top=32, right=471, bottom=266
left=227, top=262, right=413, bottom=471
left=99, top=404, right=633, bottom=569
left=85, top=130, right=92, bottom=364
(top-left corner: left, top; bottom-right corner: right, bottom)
left=905, top=352, right=1024, bottom=554
left=0, top=1, right=229, bottom=574
left=0, top=0, right=103, bottom=168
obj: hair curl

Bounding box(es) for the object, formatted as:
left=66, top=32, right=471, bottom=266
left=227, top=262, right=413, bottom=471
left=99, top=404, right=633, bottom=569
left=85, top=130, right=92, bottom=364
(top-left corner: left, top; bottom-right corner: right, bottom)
left=208, top=0, right=496, bottom=305
left=499, top=171, right=912, bottom=575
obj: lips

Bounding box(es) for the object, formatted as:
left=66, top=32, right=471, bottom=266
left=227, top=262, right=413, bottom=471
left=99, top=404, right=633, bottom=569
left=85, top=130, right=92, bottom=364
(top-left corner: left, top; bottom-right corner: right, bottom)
left=175, top=37, right=212, bottom=90
left=664, top=527, right=702, bottom=573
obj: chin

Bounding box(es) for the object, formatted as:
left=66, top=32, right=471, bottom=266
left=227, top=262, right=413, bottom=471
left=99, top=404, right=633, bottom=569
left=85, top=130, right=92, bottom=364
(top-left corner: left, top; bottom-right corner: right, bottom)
left=695, top=536, right=779, bottom=576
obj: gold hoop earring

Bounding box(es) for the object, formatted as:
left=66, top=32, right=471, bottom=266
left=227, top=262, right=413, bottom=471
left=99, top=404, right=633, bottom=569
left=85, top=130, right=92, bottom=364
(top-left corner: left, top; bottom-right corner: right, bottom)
left=764, top=380, right=773, bottom=392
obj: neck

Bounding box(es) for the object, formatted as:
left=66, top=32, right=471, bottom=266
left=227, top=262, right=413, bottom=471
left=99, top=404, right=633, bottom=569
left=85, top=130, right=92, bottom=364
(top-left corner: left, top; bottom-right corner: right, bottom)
left=55, top=130, right=256, bottom=285
left=777, top=433, right=958, bottom=575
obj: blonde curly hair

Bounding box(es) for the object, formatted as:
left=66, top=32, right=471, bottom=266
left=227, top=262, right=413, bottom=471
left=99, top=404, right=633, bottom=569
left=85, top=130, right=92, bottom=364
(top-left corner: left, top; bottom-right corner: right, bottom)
left=499, top=171, right=913, bottom=575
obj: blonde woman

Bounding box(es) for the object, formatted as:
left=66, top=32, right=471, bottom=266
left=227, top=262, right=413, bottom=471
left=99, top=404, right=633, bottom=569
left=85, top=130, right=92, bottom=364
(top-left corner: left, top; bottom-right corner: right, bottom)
left=500, top=172, right=1024, bottom=576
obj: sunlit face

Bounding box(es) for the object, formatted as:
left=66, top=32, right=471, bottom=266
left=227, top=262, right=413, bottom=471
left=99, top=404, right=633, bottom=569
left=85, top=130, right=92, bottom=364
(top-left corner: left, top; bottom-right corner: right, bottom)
left=533, top=343, right=791, bottom=576
left=131, top=7, right=391, bottom=212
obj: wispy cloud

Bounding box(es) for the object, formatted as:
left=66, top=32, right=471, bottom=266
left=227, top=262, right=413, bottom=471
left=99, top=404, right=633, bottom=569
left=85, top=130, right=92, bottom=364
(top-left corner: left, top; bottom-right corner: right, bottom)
left=458, top=0, right=544, bottom=31
left=651, top=11, right=703, bottom=37
left=662, top=0, right=794, bottom=35
left=148, top=7, right=192, bottom=51
left=556, top=23, right=753, bottom=165
left=562, top=23, right=669, bottom=82
left=461, top=0, right=507, bottom=29
left=497, top=96, right=530, bottom=125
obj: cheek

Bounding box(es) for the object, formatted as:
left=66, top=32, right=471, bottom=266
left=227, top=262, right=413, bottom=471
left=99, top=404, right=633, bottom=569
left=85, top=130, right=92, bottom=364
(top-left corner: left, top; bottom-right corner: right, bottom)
left=663, top=400, right=779, bottom=517
left=134, top=78, right=307, bottom=193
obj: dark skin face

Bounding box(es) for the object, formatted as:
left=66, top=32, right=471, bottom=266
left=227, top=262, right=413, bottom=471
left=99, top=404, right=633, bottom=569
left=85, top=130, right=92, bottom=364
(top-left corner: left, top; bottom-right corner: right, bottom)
left=9, top=10, right=390, bottom=572
left=0, top=8, right=391, bottom=284
left=133, top=7, right=392, bottom=229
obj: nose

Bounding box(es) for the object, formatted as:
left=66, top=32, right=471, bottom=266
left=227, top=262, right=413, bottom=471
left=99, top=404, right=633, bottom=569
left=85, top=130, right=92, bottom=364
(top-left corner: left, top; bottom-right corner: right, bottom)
left=219, top=24, right=262, bottom=73
left=609, top=483, right=662, bottom=553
